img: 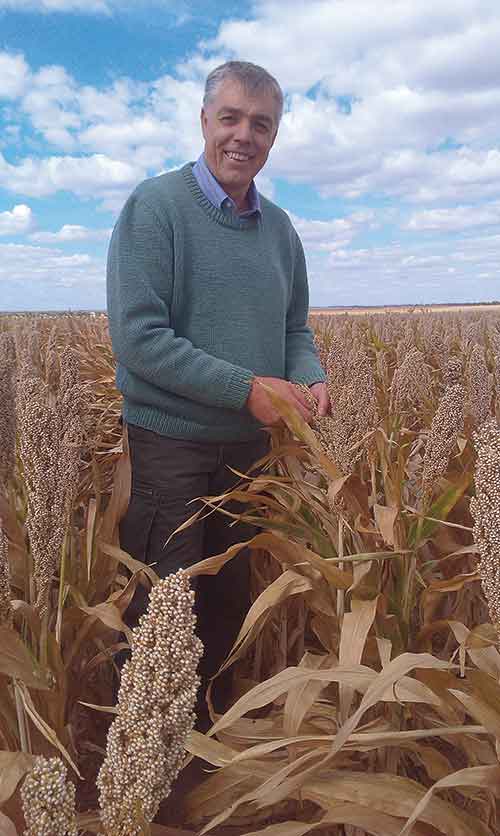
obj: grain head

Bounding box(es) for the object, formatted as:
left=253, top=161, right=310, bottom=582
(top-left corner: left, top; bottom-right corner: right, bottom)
left=16, top=354, right=84, bottom=616
left=390, top=348, right=432, bottom=418
left=97, top=570, right=203, bottom=835
left=0, top=332, right=16, bottom=491
left=421, top=358, right=465, bottom=508
left=21, top=756, right=77, bottom=836
left=470, top=418, right=500, bottom=637
left=465, top=344, right=493, bottom=429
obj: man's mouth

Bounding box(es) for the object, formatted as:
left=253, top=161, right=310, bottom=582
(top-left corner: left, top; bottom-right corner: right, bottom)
left=224, top=150, right=252, bottom=162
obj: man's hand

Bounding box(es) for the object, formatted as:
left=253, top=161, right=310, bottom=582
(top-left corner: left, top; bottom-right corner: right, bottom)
left=246, top=376, right=313, bottom=426
left=309, top=381, right=331, bottom=417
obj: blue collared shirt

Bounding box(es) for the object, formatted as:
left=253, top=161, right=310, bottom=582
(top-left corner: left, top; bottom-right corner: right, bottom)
left=192, top=153, right=261, bottom=218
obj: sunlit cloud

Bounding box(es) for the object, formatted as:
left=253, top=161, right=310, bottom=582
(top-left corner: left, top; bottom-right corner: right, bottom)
left=0, top=204, right=34, bottom=235
left=30, top=224, right=111, bottom=242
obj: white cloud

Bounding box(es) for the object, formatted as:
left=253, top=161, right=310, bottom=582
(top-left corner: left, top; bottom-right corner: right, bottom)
left=313, top=230, right=500, bottom=305
left=261, top=94, right=500, bottom=204
left=1, top=3, right=500, bottom=210
left=407, top=201, right=500, bottom=232
left=78, top=78, right=145, bottom=124
left=287, top=210, right=374, bottom=251
left=79, top=117, right=174, bottom=169
left=21, top=73, right=150, bottom=154
left=254, top=172, right=275, bottom=201
left=0, top=0, right=110, bottom=12
left=2, top=0, right=500, bottom=311
left=0, top=242, right=104, bottom=287
left=149, top=75, right=204, bottom=161
left=0, top=204, right=34, bottom=236
left=1, top=61, right=202, bottom=203
left=209, top=0, right=500, bottom=100
left=189, top=1, right=500, bottom=204
left=0, top=52, right=30, bottom=99
left=0, top=151, right=144, bottom=200
left=20, top=65, right=81, bottom=151
left=30, top=224, right=111, bottom=242
left=0, top=0, right=191, bottom=12
left=2, top=3, right=497, bottom=209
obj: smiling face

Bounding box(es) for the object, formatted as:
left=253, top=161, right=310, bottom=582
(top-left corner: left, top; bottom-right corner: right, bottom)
left=200, top=77, right=280, bottom=209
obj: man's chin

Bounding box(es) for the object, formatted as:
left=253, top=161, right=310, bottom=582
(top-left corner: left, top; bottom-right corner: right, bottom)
left=219, top=172, right=253, bottom=190
left=220, top=160, right=258, bottom=178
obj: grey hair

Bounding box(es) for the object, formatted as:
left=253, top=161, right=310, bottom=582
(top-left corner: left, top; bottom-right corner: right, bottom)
left=203, top=61, right=284, bottom=123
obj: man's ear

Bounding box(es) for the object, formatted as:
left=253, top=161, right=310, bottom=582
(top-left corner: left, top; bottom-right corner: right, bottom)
left=200, top=108, right=208, bottom=141
left=269, top=115, right=280, bottom=149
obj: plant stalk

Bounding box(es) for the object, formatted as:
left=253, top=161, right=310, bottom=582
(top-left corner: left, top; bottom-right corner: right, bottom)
left=13, top=679, right=30, bottom=753
left=56, top=530, right=69, bottom=645
left=336, top=517, right=345, bottom=626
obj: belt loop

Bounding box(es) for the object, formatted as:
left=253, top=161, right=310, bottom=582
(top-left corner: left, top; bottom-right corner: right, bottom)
left=217, top=444, right=224, bottom=467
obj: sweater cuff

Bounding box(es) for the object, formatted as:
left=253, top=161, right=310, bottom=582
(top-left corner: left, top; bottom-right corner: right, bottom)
left=223, top=366, right=255, bottom=410
left=289, top=369, right=327, bottom=387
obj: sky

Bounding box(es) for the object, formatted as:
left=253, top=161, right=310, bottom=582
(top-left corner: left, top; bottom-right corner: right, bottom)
left=0, top=0, right=499, bottom=311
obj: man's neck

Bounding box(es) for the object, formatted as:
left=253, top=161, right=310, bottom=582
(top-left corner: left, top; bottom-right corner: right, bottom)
left=226, top=188, right=250, bottom=212
left=203, top=155, right=251, bottom=211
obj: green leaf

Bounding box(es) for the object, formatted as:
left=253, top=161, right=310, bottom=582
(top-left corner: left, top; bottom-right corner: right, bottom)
left=408, top=473, right=471, bottom=547
left=0, top=627, right=49, bottom=689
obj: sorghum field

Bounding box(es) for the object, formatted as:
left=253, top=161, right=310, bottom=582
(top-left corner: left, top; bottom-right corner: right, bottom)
left=1, top=309, right=500, bottom=836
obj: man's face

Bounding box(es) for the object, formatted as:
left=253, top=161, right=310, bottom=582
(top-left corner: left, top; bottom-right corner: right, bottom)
left=200, top=78, right=279, bottom=196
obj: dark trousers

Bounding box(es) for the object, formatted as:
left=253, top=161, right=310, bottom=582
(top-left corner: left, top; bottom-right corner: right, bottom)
left=118, top=423, right=270, bottom=718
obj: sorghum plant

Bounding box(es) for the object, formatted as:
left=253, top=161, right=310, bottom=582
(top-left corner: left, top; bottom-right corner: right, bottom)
left=97, top=570, right=203, bottom=835
left=21, top=756, right=77, bottom=836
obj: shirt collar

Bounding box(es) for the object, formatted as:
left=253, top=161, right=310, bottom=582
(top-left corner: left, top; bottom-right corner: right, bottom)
left=194, top=153, right=261, bottom=217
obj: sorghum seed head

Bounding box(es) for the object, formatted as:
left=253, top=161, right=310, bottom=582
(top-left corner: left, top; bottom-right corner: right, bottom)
left=470, top=418, right=500, bottom=638
left=97, top=570, right=203, bottom=836
left=21, top=756, right=77, bottom=836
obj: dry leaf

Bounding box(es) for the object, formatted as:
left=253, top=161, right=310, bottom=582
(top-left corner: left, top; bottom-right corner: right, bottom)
left=339, top=597, right=379, bottom=719
left=0, top=628, right=49, bottom=690
left=399, top=764, right=500, bottom=835
left=373, top=504, right=399, bottom=546
left=0, top=752, right=36, bottom=805
left=0, top=811, right=19, bottom=836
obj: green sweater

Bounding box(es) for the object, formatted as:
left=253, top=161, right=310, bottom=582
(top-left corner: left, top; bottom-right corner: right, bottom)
left=106, top=162, right=326, bottom=442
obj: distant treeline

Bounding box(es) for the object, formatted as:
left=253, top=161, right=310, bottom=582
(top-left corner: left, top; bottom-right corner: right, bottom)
left=311, top=301, right=500, bottom=310
left=2, top=301, right=500, bottom=316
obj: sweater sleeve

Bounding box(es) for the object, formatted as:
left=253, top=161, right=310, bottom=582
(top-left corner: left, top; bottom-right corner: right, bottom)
left=106, top=194, right=255, bottom=410
left=285, top=232, right=327, bottom=386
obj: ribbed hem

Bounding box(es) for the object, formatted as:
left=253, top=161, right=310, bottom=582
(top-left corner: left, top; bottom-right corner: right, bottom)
left=222, top=366, right=255, bottom=410
left=123, top=402, right=263, bottom=443
left=289, top=369, right=327, bottom=386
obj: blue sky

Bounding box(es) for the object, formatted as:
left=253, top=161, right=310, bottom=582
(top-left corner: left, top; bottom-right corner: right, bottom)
left=1, top=0, right=499, bottom=311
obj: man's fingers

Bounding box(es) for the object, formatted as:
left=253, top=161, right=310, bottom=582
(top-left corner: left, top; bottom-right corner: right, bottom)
left=291, top=397, right=312, bottom=424
left=308, top=383, right=331, bottom=417
left=318, top=391, right=331, bottom=416
left=257, top=379, right=313, bottom=424
left=292, top=388, right=313, bottom=410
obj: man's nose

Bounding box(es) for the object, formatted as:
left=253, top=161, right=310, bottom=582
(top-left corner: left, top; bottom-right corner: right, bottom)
left=233, top=119, right=252, bottom=143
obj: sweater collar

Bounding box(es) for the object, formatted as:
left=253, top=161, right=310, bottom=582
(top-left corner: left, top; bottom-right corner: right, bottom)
left=182, top=163, right=261, bottom=230
left=192, top=153, right=261, bottom=218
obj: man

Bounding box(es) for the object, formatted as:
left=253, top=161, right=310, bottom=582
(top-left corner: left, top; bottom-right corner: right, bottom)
left=107, top=61, right=330, bottom=724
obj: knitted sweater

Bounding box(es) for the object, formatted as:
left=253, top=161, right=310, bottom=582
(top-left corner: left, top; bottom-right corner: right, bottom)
left=106, top=162, right=326, bottom=442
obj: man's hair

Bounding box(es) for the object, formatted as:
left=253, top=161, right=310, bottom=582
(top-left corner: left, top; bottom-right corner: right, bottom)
left=203, top=61, right=284, bottom=123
